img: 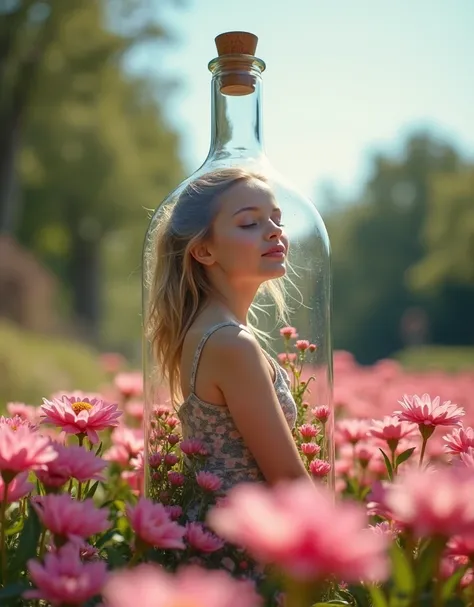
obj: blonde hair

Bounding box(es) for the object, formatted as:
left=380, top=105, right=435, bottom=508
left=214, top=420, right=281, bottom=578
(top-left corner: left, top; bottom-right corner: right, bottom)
left=146, top=167, right=289, bottom=405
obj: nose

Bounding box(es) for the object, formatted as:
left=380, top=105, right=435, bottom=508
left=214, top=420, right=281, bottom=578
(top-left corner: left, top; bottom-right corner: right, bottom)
left=265, top=219, right=283, bottom=240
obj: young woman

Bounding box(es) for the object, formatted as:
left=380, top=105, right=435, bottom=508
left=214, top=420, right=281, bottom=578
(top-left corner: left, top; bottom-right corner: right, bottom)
left=147, top=167, right=309, bottom=494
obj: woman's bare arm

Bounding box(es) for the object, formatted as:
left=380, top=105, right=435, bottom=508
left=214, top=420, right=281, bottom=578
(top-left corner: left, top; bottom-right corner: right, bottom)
left=208, top=326, right=310, bottom=484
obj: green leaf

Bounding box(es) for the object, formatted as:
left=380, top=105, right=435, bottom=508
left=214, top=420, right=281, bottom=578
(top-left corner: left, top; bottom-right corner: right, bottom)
left=0, top=582, right=31, bottom=601
left=95, top=441, right=103, bottom=457
left=368, top=584, right=389, bottom=607
left=85, top=481, right=100, bottom=499
left=8, top=504, right=42, bottom=576
left=104, top=545, right=126, bottom=568
left=379, top=448, right=393, bottom=480
left=95, top=528, right=119, bottom=549
left=441, top=565, right=469, bottom=600
left=395, top=447, right=416, bottom=468
left=390, top=542, right=415, bottom=596
left=346, top=584, right=371, bottom=607
left=415, top=537, right=446, bottom=591
left=5, top=518, right=24, bottom=537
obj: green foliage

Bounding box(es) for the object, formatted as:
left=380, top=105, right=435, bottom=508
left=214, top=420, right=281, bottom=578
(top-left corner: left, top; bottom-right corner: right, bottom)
left=0, top=321, right=106, bottom=407
left=326, top=132, right=473, bottom=363
left=394, top=345, right=474, bottom=372
left=2, top=1, right=184, bottom=345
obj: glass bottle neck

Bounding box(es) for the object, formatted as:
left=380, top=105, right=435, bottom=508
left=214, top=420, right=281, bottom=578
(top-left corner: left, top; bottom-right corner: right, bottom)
left=205, top=58, right=265, bottom=162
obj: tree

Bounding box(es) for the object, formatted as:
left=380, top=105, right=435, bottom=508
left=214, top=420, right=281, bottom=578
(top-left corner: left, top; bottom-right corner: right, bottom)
left=326, top=132, right=464, bottom=363
left=5, top=1, right=184, bottom=343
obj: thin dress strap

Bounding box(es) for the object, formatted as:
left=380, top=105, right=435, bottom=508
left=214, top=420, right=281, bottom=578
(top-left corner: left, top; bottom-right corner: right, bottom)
left=189, top=321, right=243, bottom=393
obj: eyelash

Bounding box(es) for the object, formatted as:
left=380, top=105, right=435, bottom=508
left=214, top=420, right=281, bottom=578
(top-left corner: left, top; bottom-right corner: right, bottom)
left=241, top=222, right=285, bottom=229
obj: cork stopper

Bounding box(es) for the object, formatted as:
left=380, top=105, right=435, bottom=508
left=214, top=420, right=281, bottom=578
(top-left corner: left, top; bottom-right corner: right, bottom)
left=214, top=31, right=260, bottom=96
left=215, top=31, right=258, bottom=57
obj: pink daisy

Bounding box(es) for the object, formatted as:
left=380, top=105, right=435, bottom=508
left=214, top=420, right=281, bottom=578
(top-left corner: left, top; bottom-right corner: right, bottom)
left=24, top=542, right=107, bottom=605
left=41, top=395, right=122, bottom=444
left=394, top=394, right=464, bottom=429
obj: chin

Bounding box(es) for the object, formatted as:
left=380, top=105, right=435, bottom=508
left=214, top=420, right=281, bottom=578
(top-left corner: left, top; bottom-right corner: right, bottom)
left=262, top=264, right=287, bottom=279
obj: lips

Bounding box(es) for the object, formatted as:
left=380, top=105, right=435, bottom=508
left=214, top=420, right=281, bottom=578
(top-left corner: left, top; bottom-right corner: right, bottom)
left=262, top=245, right=286, bottom=257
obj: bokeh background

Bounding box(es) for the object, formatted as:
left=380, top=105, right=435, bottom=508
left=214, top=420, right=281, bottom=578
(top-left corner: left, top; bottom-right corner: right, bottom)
left=1, top=0, right=473, bottom=404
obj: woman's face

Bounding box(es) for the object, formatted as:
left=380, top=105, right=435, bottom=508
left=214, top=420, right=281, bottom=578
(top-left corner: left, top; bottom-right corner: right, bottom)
left=204, top=178, right=289, bottom=286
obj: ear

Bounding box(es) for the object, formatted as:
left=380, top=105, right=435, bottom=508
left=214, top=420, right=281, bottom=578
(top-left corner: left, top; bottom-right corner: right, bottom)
left=190, top=241, right=215, bottom=267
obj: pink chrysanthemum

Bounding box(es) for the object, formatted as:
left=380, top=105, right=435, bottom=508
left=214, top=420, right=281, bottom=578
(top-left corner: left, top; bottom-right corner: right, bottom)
left=208, top=479, right=388, bottom=583
left=394, top=394, right=464, bottom=429
left=36, top=443, right=107, bottom=488
left=180, top=438, right=208, bottom=457
left=460, top=447, right=474, bottom=469
left=102, top=564, right=262, bottom=607
left=186, top=523, right=225, bottom=553
left=384, top=466, right=474, bottom=538
left=370, top=416, right=417, bottom=446
left=24, top=542, right=107, bottom=605
left=0, top=413, right=37, bottom=432
left=0, top=470, right=34, bottom=503
left=41, top=395, right=122, bottom=444
left=336, top=419, right=371, bottom=445
left=196, top=471, right=222, bottom=492
left=32, top=494, right=110, bottom=542
left=127, top=498, right=186, bottom=550
left=0, top=425, right=57, bottom=481
left=114, top=372, right=143, bottom=398
left=444, top=426, right=474, bottom=455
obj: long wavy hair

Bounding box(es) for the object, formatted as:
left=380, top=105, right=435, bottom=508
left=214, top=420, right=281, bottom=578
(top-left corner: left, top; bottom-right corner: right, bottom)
left=146, top=167, right=290, bottom=405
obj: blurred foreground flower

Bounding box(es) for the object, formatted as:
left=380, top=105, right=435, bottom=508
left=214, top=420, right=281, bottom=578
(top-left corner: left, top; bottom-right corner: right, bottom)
left=25, top=542, right=107, bottom=605
left=102, top=564, right=262, bottom=607
left=208, top=479, right=388, bottom=583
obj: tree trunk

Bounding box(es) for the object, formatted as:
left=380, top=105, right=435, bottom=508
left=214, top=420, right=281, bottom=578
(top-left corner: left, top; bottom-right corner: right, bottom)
left=69, top=228, right=102, bottom=344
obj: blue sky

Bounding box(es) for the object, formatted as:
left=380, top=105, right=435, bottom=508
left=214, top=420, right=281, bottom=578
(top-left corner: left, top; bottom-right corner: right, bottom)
left=136, top=0, right=474, bottom=202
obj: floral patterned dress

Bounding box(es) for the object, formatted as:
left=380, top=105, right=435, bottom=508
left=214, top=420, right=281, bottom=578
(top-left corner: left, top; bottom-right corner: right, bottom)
left=177, top=321, right=297, bottom=492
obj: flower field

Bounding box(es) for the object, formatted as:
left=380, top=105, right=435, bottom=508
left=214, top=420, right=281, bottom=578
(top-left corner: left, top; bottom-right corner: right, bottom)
left=1, top=331, right=474, bottom=606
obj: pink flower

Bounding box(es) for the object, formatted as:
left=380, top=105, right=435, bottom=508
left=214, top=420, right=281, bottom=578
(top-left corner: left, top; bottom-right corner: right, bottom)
left=309, top=459, right=331, bottom=477
left=114, top=371, right=143, bottom=398
left=104, top=426, right=144, bottom=463
left=6, top=401, right=40, bottom=423
left=186, top=523, right=225, bottom=553
left=300, top=443, right=321, bottom=461
left=41, top=395, right=122, bottom=444
left=370, top=416, right=417, bottom=447
left=32, top=494, right=110, bottom=542
left=336, top=419, right=371, bottom=445
left=277, top=353, right=297, bottom=365
left=102, top=564, right=262, bottom=607
left=394, top=394, right=464, bottom=429
left=296, top=340, right=310, bottom=351
left=127, top=497, right=185, bottom=550
left=168, top=471, right=185, bottom=486
left=196, top=471, right=223, bottom=492
left=180, top=438, right=208, bottom=457
left=384, top=467, right=474, bottom=538
left=298, top=424, right=319, bottom=441
left=444, top=426, right=474, bottom=455
left=460, top=447, right=474, bottom=469
left=36, top=443, right=107, bottom=488
left=312, top=405, right=330, bottom=423
left=280, top=326, right=298, bottom=339
left=0, top=471, right=33, bottom=503
left=164, top=453, right=179, bottom=467
left=208, top=479, right=388, bottom=583
left=24, top=542, right=107, bottom=605
left=165, top=505, right=183, bottom=520
left=0, top=425, right=57, bottom=481
left=168, top=434, right=180, bottom=445
left=0, top=414, right=37, bottom=432
left=369, top=521, right=401, bottom=541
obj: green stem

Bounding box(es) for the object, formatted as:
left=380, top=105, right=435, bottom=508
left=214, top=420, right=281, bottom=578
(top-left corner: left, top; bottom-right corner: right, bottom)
left=419, top=438, right=428, bottom=467
left=77, top=481, right=82, bottom=501
left=38, top=528, right=47, bottom=559
left=0, top=481, right=10, bottom=586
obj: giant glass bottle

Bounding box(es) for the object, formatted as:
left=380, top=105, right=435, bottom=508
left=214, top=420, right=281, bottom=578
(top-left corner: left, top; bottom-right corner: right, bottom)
left=142, top=32, right=334, bottom=494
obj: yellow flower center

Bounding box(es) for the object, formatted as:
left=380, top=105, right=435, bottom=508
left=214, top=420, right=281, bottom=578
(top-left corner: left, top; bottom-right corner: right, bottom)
left=71, top=401, right=93, bottom=414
